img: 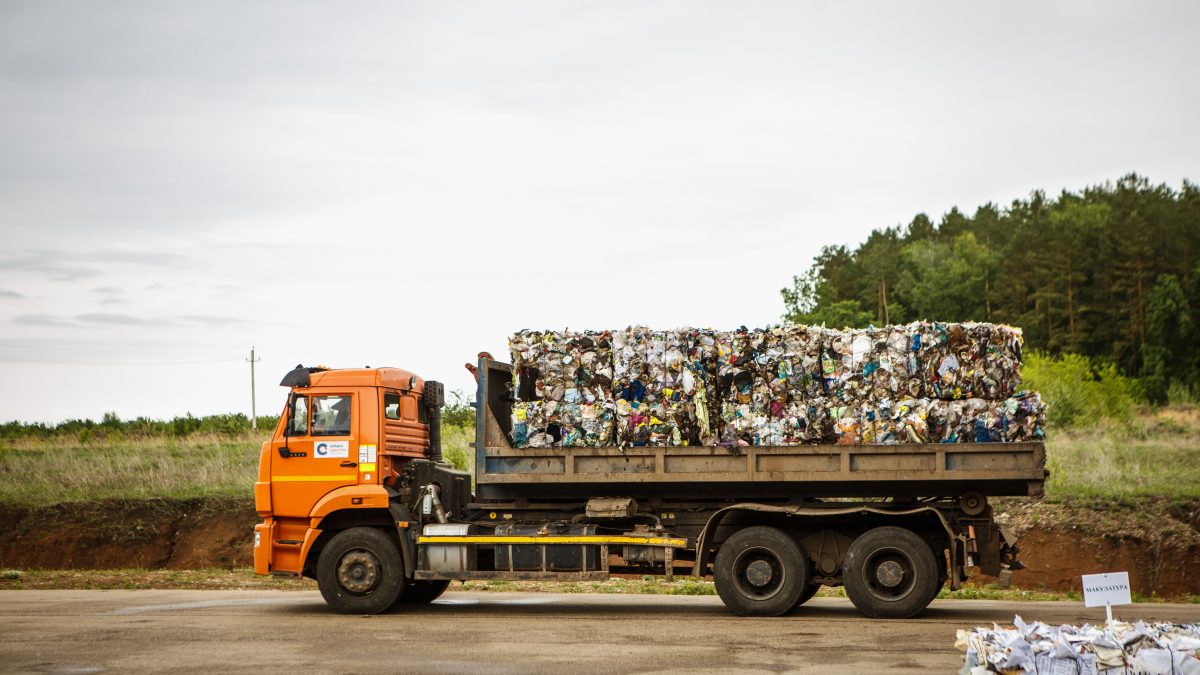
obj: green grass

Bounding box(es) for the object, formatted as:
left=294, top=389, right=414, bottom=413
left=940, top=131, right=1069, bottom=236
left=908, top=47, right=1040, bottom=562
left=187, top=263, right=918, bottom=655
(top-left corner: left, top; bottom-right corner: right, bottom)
left=1043, top=407, right=1200, bottom=500
left=3, top=409, right=1199, bottom=506
left=442, top=424, right=474, bottom=473
left=0, top=433, right=266, bottom=505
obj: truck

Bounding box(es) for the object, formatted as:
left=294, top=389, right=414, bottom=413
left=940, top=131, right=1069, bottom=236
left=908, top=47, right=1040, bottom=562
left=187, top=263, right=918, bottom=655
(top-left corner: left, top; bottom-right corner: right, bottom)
left=253, top=357, right=1046, bottom=618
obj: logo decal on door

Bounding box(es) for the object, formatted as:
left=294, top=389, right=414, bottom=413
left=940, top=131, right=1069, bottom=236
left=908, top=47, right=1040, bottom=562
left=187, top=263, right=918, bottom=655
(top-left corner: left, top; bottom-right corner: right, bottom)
left=314, top=441, right=350, bottom=458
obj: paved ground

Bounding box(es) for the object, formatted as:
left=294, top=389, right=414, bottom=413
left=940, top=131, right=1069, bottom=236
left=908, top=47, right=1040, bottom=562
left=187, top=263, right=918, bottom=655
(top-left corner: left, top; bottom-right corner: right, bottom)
left=2, top=591, right=1199, bottom=674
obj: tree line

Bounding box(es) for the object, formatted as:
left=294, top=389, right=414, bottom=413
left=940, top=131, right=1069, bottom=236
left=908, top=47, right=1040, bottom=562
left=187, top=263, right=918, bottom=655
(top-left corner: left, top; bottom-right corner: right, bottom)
left=781, top=174, right=1200, bottom=403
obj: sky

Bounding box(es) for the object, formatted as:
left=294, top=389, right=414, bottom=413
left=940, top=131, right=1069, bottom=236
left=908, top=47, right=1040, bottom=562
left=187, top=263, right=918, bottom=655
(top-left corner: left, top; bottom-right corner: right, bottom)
left=1, top=1, right=1197, bottom=423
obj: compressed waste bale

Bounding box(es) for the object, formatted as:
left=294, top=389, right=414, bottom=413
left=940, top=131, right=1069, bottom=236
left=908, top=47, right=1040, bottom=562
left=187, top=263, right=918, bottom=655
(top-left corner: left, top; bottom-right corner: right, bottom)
left=956, top=615, right=1200, bottom=674
left=1001, top=391, right=1046, bottom=442
left=717, top=326, right=828, bottom=446
left=913, top=321, right=1024, bottom=400
left=926, top=392, right=1045, bottom=443
left=509, top=330, right=615, bottom=448
left=614, top=327, right=720, bottom=446
left=821, top=325, right=924, bottom=402
left=829, top=398, right=930, bottom=445
left=830, top=393, right=1045, bottom=445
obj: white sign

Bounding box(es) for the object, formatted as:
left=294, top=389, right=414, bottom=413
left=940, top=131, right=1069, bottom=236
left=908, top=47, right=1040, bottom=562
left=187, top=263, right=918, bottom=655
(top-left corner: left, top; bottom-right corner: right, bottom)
left=1082, top=571, right=1132, bottom=608
left=359, top=444, right=377, bottom=464
left=314, top=440, right=350, bottom=458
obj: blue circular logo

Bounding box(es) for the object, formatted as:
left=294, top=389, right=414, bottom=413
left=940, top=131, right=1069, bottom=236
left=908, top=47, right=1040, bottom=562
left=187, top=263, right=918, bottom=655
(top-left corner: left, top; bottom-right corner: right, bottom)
left=315, top=442, right=328, bottom=456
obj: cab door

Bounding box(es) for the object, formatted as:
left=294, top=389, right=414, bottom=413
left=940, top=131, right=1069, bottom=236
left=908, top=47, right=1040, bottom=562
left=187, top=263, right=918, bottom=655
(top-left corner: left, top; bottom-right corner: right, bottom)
left=270, top=392, right=360, bottom=517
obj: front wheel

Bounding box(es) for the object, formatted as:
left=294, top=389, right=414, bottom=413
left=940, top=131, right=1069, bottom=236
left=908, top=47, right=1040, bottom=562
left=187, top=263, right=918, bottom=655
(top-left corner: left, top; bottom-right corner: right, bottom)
left=395, top=579, right=451, bottom=604
left=714, top=526, right=811, bottom=617
left=317, top=527, right=406, bottom=615
left=843, top=526, right=938, bottom=619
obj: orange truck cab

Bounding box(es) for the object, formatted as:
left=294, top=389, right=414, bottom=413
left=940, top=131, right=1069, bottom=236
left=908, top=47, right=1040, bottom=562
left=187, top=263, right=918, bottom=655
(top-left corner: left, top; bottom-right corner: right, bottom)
left=254, top=364, right=470, bottom=612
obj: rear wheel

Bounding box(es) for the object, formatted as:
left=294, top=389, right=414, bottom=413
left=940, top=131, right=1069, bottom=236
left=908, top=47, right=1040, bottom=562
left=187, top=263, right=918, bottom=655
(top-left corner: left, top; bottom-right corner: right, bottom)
left=395, top=579, right=451, bottom=604
left=789, top=583, right=820, bottom=612
left=317, top=527, right=405, bottom=614
left=843, top=526, right=937, bottom=619
left=714, top=526, right=811, bottom=617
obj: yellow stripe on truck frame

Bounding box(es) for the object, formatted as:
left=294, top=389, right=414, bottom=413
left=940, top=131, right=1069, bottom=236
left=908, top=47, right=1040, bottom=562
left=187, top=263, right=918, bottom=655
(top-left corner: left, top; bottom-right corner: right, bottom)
left=271, top=475, right=357, bottom=482
left=417, top=535, right=688, bottom=547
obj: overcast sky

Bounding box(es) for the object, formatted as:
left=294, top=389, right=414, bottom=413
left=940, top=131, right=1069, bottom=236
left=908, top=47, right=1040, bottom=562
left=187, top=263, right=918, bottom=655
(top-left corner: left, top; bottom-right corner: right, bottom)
left=1, top=1, right=1197, bottom=423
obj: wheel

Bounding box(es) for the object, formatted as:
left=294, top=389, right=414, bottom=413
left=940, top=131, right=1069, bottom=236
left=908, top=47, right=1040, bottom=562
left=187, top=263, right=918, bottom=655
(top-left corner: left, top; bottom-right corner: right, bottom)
left=395, top=579, right=451, bottom=604
left=958, top=491, right=987, bottom=516
left=714, top=526, right=811, bottom=617
left=843, top=526, right=938, bottom=619
left=789, top=583, right=820, bottom=612
left=317, top=527, right=406, bottom=614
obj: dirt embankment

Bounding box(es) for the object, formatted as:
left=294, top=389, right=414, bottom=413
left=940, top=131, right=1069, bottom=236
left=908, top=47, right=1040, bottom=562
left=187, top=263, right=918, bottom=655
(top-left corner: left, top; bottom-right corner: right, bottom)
left=2, top=498, right=1198, bottom=596
left=0, top=499, right=256, bottom=570
left=992, top=498, right=1200, bottom=597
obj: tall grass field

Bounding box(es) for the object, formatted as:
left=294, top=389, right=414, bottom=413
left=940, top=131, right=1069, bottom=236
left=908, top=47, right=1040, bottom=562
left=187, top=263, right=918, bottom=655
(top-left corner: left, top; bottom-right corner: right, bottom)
left=1, top=411, right=1197, bottom=506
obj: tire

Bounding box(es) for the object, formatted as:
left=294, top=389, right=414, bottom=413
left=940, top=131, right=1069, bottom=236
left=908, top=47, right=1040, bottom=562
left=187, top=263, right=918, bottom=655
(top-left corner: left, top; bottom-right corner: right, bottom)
left=395, top=579, right=451, bottom=605
left=317, top=527, right=406, bottom=615
left=789, top=583, right=821, bottom=612
left=714, top=526, right=811, bottom=617
left=843, top=526, right=938, bottom=619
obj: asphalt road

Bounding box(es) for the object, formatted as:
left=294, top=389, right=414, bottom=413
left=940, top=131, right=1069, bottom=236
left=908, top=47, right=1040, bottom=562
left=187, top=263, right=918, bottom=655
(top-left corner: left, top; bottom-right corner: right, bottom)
left=3, top=591, right=1200, bottom=674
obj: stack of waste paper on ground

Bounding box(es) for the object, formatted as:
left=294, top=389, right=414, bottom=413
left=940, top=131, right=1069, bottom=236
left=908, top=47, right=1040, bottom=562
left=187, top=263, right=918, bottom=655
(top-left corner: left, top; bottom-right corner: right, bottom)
left=508, top=322, right=1045, bottom=448
left=956, top=616, right=1200, bottom=674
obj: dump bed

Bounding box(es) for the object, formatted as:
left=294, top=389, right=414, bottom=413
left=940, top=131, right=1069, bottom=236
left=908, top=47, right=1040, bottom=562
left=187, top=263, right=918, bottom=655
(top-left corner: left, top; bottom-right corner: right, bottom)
left=473, top=358, right=1047, bottom=500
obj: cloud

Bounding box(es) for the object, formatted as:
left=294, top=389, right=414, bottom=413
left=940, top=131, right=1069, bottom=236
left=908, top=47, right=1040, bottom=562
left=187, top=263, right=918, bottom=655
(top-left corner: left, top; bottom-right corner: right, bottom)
left=90, top=286, right=126, bottom=305
left=0, top=253, right=99, bottom=281
left=75, top=313, right=169, bottom=327
left=0, top=250, right=186, bottom=282
left=180, top=314, right=247, bottom=327
left=87, top=251, right=184, bottom=265
left=13, top=313, right=73, bottom=327
left=0, top=289, right=25, bottom=299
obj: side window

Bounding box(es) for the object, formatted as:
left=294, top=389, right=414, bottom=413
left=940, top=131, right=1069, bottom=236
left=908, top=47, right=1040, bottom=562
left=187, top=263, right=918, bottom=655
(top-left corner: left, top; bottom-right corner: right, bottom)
left=384, top=392, right=401, bottom=420
left=286, top=396, right=309, bottom=436
left=312, top=395, right=352, bottom=436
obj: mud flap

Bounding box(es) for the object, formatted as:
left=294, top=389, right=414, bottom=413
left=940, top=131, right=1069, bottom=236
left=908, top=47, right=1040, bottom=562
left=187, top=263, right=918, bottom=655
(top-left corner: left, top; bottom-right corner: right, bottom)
left=389, top=503, right=416, bottom=578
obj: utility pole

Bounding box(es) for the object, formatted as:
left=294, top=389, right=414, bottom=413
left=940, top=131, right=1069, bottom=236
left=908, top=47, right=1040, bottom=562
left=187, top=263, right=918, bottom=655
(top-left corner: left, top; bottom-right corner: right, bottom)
left=247, top=346, right=261, bottom=430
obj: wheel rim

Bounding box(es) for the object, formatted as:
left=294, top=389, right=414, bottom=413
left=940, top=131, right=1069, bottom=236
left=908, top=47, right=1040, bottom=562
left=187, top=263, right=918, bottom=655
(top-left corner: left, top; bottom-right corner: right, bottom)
left=858, top=546, right=916, bottom=601
left=731, top=546, right=787, bottom=601
left=337, top=549, right=382, bottom=596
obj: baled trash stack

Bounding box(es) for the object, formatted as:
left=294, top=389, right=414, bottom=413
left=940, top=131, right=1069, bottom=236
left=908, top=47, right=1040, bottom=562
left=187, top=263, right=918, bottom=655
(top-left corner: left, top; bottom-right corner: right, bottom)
left=612, top=327, right=721, bottom=447
left=509, top=330, right=615, bottom=448
left=914, top=321, right=1025, bottom=400
left=508, top=322, right=1045, bottom=448
left=717, top=326, right=828, bottom=446
left=956, top=615, right=1200, bottom=674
